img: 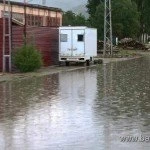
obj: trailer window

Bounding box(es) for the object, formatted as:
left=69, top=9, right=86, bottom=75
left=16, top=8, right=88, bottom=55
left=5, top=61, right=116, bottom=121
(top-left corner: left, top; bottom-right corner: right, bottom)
left=78, top=34, right=84, bottom=42
left=60, top=34, right=68, bottom=42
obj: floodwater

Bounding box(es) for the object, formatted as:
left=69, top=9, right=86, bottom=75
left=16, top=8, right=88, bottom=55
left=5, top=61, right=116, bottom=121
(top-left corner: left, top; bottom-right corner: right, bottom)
left=0, top=56, right=150, bottom=150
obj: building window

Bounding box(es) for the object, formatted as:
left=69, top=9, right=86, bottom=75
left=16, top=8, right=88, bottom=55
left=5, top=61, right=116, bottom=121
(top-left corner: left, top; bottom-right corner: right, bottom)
left=78, top=34, right=84, bottom=42
left=60, top=34, right=68, bottom=42
left=12, top=12, right=24, bottom=23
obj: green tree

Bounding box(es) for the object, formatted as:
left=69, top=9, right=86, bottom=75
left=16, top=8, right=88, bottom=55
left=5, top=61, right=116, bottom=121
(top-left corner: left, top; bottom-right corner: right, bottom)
left=14, top=45, right=42, bottom=72
left=132, top=0, right=150, bottom=34
left=86, top=0, right=102, bottom=19
left=87, top=0, right=140, bottom=39
left=112, top=0, right=140, bottom=38
left=90, top=3, right=104, bottom=39
left=62, top=11, right=87, bottom=26
left=74, top=13, right=87, bottom=26
left=62, top=11, right=76, bottom=26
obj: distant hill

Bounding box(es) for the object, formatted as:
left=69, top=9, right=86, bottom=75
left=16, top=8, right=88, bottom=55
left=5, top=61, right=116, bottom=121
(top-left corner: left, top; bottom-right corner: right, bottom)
left=71, top=4, right=89, bottom=18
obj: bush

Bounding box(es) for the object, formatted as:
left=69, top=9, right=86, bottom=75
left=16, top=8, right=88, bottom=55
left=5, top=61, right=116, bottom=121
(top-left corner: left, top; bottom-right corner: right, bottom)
left=14, top=45, right=42, bottom=72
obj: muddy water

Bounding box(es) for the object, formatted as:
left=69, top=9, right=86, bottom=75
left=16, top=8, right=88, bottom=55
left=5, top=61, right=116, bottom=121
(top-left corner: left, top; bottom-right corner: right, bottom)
left=0, top=56, right=150, bottom=150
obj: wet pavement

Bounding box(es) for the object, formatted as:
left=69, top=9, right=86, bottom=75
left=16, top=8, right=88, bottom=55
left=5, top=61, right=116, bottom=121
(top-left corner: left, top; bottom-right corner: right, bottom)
left=0, top=56, right=150, bottom=150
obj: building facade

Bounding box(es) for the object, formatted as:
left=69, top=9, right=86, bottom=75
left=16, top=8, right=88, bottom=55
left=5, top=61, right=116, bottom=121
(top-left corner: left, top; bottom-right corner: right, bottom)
left=0, top=1, right=62, bottom=72
left=0, top=0, right=63, bottom=27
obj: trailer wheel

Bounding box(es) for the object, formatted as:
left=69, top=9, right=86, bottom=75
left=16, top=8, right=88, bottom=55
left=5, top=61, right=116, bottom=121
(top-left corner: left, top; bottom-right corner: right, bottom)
left=86, top=60, right=90, bottom=66
left=66, top=61, right=70, bottom=66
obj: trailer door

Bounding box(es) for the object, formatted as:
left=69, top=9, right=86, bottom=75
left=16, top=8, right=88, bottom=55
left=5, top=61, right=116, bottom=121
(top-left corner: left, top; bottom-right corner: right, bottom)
left=60, top=30, right=72, bottom=56
left=72, top=30, right=85, bottom=57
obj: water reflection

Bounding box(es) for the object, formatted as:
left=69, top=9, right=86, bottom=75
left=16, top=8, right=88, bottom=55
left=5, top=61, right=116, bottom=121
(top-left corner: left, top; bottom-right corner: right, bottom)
left=95, top=57, right=150, bottom=150
left=0, top=75, right=59, bottom=150
left=0, top=57, right=150, bottom=150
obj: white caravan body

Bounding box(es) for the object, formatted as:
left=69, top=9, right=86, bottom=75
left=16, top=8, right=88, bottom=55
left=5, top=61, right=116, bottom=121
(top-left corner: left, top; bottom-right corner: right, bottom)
left=59, top=26, right=97, bottom=63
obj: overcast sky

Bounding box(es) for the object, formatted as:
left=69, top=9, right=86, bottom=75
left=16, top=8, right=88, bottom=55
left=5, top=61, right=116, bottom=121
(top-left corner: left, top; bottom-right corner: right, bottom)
left=12, top=0, right=88, bottom=10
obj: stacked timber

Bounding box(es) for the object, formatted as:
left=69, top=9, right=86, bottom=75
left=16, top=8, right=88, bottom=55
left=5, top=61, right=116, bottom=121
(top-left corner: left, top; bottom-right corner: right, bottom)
left=118, top=38, right=148, bottom=50
left=97, top=40, right=104, bottom=50
left=97, top=40, right=119, bottom=54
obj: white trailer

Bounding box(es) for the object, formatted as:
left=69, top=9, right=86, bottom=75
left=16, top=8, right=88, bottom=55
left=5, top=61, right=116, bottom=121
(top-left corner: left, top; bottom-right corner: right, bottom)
left=59, top=26, right=97, bottom=66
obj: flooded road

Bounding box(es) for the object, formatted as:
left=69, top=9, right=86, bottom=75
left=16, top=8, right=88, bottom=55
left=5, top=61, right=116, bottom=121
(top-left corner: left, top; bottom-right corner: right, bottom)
left=0, top=56, right=150, bottom=150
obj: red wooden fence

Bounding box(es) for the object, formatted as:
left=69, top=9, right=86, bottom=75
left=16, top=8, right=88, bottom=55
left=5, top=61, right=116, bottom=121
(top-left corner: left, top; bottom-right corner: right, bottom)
left=0, top=18, right=59, bottom=72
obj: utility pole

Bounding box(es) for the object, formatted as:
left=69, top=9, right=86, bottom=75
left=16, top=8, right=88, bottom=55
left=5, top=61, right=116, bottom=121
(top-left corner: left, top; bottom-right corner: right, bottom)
left=103, top=0, right=113, bottom=57
left=24, top=0, right=27, bottom=44
left=3, top=0, right=12, bottom=72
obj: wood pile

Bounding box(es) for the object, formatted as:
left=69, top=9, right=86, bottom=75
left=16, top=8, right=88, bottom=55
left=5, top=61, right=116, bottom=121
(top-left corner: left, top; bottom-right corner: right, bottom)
left=97, top=40, right=111, bottom=52
left=97, top=40, right=104, bottom=50
left=118, top=38, right=148, bottom=50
